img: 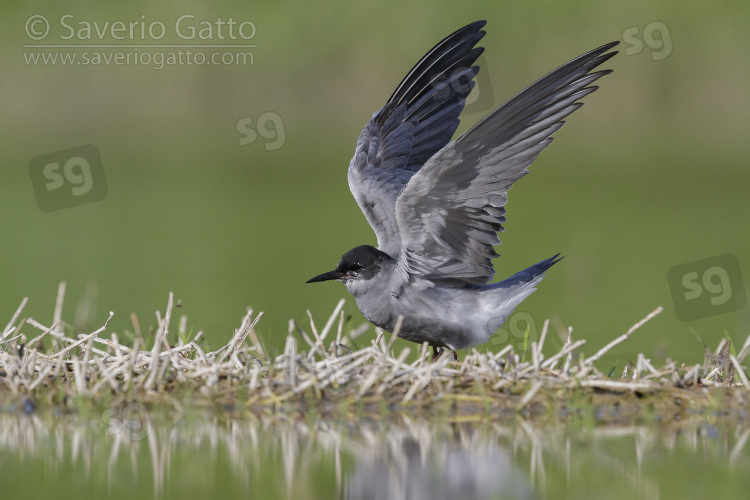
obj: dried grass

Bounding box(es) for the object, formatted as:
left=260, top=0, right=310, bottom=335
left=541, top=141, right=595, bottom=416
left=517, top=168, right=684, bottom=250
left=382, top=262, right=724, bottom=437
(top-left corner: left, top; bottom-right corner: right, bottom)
left=1, top=284, right=748, bottom=420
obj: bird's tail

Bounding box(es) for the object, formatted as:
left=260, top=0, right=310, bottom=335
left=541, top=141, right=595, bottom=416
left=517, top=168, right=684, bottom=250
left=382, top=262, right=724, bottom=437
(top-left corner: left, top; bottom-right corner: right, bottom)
left=483, top=254, right=563, bottom=332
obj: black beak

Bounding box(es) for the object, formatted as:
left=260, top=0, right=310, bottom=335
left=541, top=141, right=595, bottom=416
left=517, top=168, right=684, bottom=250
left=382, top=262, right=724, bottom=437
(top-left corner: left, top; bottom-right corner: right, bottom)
left=306, top=270, right=343, bottom=283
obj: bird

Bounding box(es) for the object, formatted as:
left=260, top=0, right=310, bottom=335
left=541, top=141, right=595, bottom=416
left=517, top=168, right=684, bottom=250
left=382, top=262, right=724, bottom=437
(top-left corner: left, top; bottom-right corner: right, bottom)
left=307, top=20, right=617, bottom=361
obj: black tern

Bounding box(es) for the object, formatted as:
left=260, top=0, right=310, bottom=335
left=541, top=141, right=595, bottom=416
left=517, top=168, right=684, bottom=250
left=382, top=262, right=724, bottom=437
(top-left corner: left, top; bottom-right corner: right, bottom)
left=307, top=21, right=617, bottom=361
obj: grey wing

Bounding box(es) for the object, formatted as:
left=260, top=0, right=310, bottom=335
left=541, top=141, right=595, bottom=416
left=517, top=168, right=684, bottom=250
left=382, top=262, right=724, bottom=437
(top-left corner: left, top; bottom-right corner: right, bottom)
left=348, top=21, right=487, bottom=258
left=392, top=41, right=619, bottom=292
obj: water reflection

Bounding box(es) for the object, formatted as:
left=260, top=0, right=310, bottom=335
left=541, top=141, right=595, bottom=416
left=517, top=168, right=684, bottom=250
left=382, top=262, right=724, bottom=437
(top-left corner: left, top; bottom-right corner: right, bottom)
left=1, top=410, right=748, bottom=499
left=343, top=421, right=531, bottom=500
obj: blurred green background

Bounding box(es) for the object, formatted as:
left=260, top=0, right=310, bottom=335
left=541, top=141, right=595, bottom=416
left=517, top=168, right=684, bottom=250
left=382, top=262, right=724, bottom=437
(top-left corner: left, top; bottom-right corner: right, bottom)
left=2, top=0, right=748, bottom=365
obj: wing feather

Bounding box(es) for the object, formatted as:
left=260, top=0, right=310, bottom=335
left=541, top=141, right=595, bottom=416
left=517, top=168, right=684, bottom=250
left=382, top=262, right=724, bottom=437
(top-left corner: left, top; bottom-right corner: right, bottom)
left=347, top=21, right=487, bottom=257
left=391, top=41, right=619, bottom=294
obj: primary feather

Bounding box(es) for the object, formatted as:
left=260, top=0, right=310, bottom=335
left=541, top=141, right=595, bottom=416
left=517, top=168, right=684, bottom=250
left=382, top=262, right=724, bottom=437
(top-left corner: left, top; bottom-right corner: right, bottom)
left=348, top=20, right=488, bottom=258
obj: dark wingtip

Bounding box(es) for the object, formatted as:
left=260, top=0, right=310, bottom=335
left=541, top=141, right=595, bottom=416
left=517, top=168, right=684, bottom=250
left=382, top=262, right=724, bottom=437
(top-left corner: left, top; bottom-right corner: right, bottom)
left=375, top=20, right=489, bottom=127
left=452, top=20, right=487, bottom=34
left=590, top=41, right=620, bottom=66
left=532, top=253, right=564, bottom=278
left=549, top=253, right=565, bottom=266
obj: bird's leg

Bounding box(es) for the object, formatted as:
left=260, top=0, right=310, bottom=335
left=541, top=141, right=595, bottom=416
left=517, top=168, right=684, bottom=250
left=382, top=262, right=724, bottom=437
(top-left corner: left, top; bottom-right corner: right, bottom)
left=431, top=346, right=444, bottom=362
left=431, top=346, right=458, bottom=362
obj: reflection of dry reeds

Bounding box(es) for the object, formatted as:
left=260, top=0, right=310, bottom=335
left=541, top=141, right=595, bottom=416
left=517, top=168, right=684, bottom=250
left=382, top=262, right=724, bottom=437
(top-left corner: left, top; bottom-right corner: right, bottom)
left=0, top=412, right=747, bottom=500
left=1, top=283, right=749, bottom=419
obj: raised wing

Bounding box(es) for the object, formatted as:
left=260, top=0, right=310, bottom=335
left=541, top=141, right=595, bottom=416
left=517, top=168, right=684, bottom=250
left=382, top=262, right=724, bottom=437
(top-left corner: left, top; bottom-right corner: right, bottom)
left=348, top=21, right=486, bottom=258
left=392, top=41, right=619, bottom=293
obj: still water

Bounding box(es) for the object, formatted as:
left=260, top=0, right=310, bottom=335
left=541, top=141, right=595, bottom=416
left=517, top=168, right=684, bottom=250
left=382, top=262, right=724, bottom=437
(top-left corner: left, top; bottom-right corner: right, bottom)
left=1, top=408, right=748, bottom=500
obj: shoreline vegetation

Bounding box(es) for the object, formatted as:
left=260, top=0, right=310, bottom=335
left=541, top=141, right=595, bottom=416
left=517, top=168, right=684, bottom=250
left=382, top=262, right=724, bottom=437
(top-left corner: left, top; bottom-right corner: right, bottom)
left=1, top=283, right=748, bottom=423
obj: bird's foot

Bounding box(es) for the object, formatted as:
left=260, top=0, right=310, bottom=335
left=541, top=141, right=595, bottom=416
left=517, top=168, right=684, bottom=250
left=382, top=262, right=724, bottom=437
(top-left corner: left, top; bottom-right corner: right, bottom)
left=431, top=346, right=458, bottom=362
left=432, top=346, right=444, bottom=362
